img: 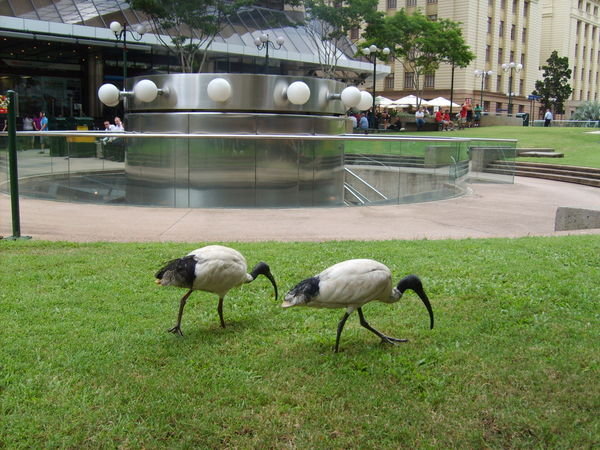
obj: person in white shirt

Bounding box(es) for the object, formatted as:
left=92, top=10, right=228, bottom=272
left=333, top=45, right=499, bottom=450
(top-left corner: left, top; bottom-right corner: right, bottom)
left=415, top=107, right=426, bottom=131
left=544, top=109, right=553, bottom=127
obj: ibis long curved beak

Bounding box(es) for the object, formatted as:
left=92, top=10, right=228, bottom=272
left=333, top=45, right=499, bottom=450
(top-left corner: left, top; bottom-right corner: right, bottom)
left=396, top=274, right=434, bottom=329
left=250, top=262, right=278, bottom=300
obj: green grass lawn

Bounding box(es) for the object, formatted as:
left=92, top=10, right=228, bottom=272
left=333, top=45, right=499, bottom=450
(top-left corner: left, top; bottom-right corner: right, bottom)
left=444, top=126, right=600, bottom=168
left=1, top=238, right=598, bottom=447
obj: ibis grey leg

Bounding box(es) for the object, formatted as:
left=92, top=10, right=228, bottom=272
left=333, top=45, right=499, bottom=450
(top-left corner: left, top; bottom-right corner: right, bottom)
left=169, top=289, right=193, bottom=336
left=335, top=312, right=351, bottom=353
left=357, top=308, right=408, bottom=345
left=217, top=297, right=226, bottom=328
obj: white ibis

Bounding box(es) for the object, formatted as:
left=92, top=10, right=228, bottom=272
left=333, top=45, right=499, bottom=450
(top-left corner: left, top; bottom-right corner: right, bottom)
left=155, top=245, right=278, bottom=335
left=282, top=259, right=434, bottom=352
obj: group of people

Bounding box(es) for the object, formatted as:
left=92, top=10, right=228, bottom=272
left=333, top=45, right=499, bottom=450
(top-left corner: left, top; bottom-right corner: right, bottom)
left=432, top=103, right=483, bottom=131
left=100, top=116, right=124, bottom=145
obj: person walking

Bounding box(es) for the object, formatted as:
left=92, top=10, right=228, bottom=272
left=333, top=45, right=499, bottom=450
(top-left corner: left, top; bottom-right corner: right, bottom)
left=544, top=109, right=553, bottom=127
left=38, top=112, right=49, bottom=153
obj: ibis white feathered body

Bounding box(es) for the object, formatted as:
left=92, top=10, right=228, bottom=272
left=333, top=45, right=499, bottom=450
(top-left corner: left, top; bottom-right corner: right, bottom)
left=156, top=245, right=278, bottom=335
left=282, top=258, right=434, bottom=352
left=282, top=259, right=401, bottom=310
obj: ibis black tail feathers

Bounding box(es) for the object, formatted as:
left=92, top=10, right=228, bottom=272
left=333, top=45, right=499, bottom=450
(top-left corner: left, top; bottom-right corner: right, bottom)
left=250, top=262, right=278, bottom=300
left=397, top=274, right=434, bottom=330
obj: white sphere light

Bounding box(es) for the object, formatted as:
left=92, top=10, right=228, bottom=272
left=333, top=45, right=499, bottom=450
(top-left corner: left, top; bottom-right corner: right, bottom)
left=98, top=83, right=120, bottom=107
left=207, top=78, right=232, bottom=102
left=340, top=86, right=362, bottom=108
left=133, top=79, right=158, bottom=102
left=109, top=21, right=123, bottom=34
left=357, top=91, right=373, bottom=111
left=286, top=81, right=311, bottom=105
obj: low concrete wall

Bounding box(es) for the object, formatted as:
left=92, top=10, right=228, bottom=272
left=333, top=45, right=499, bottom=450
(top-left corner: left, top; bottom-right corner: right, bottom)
left=425, top=146, right=458, bottom=168
left=554, top=207, right=600, bottom=231
left=480, top=115, right=523, bottom=127
left=470, top=146, right=517, bottom=172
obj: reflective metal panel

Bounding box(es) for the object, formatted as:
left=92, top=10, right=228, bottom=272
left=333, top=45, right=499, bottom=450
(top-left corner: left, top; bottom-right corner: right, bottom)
left=127, top=74, right=348, bottom=116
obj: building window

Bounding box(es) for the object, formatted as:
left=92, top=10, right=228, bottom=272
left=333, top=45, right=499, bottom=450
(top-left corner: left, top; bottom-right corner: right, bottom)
left=521, top=53, right=525, bottom=65
left=511, top=24, right=516, bottom=40
left=385, top=74, right=395, bottom=89
left=513, top=0, right=517, bottom=12
left=498, top=48, right=503, bottom=64
left=406, top=0, right=416, bottom=6
left=519, top=79, right=524, bottom=95
left=496, top=102, right=503, bottom=113
left=497, top=75, right=502, bottom=91
left=404, top=72, right=414, bottom=88
left=510, top=50, right=515, bottom=62
left=350, top=27, right=359, bottom=40
left=486, top=45, right=491, bottom=62
left=524, top=1, right=529, bottom=16
left=488, top=17, right=492, bottom=33
left=499, top=21, right=504, bottom=37
left=582, top=67, right=585, bottom=80
left=424, top=73, right=435, bottom=87
left=501, top=0, right=506, bottom=9
left=427, top=0, right=438, bottom=3
left=485, top=77, right=490, bottom=90
left=387, top=0, right=397, bottom=8
left=578, top=0, right=582, bottom=9
left=489, top=0, right=494, bottom=7
left=522, top=27, right=527, bottom=43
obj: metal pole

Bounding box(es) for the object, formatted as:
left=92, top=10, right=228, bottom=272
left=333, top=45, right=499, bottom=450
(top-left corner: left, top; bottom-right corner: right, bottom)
left=265, top=42, right=269, bottom=73
left=480, top=75, right=484, bottom=108
left=508, top=72, right=513, bottom=115
left=122, top=25, right=127, bottom=83
left=5, top=90, right=31, bottom=240
left=449, top=63, right=455, bottom=116
left=371, top=56, right=376, bottom=116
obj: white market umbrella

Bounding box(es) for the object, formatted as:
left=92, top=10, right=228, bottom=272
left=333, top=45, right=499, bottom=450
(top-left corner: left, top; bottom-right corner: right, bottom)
left=426, top=96, right=460, bottom=108
left=375, top=96, right=394, bottom=106
left=393, top=94, right=430, bottom=107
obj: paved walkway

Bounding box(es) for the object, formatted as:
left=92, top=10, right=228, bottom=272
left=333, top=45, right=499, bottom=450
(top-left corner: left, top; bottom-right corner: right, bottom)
left=1, top=177, right=599, bottom=242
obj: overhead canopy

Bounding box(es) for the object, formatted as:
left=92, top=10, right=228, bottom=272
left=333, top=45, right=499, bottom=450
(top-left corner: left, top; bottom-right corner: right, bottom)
left=375, top=96, right=395, bottom=106
left=427, top=96, right=460, bottom=108
left=393, top=95, right=430, bottom=107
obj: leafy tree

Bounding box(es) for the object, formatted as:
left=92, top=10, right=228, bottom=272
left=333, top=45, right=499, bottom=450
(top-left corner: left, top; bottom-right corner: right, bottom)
left=302, top=0, right=381, bottom=79
left=572, top=101, right=600, bottom=121
left=363, top=9, right=474, bottom=107
left=532, top=50, right=573, bottom=115
left=128, top=0, right=253, bottom=73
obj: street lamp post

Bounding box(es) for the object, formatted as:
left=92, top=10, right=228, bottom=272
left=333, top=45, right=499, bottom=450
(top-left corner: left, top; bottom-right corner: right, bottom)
left=362, top=45, right=390, bottom=123
left=254, top=34, right=285, bottom=74
left=501, top=62, right=523, bottom=116
left=474, top=69, right=493, bottom=110
left=109, top=21, right=147, bottom=84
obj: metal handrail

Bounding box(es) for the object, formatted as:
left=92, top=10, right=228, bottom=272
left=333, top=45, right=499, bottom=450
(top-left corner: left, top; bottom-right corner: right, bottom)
left=0, top=130, right=516, bottom=144
left=344, top=168, right=388, bottom=201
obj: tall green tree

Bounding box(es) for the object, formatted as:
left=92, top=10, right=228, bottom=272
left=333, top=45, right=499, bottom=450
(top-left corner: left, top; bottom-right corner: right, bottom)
left=302, top=0, right=381, bottom=79
left=128, top=0, right=252, bottom=73
left=363, top=9, right=474, bottom=107
left=532, top=50, right=573, bottom=115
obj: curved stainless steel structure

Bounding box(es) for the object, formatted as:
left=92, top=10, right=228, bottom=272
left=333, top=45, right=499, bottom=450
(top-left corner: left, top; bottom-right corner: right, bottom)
left=124, top=74, right=349, bottom=207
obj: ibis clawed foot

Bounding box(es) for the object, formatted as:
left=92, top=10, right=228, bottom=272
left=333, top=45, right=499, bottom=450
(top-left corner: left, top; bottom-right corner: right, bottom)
left=283, top=259, right=434, bottom=352
left=155, top=246, right=278, bottom=336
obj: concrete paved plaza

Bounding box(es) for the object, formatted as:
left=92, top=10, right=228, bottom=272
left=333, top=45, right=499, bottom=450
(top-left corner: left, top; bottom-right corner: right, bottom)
left=1, top=176, right=599, bottom=242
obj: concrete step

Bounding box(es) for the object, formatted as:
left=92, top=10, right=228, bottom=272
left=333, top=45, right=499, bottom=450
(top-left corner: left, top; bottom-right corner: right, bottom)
left=485, top=161, right=600, bottom=188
